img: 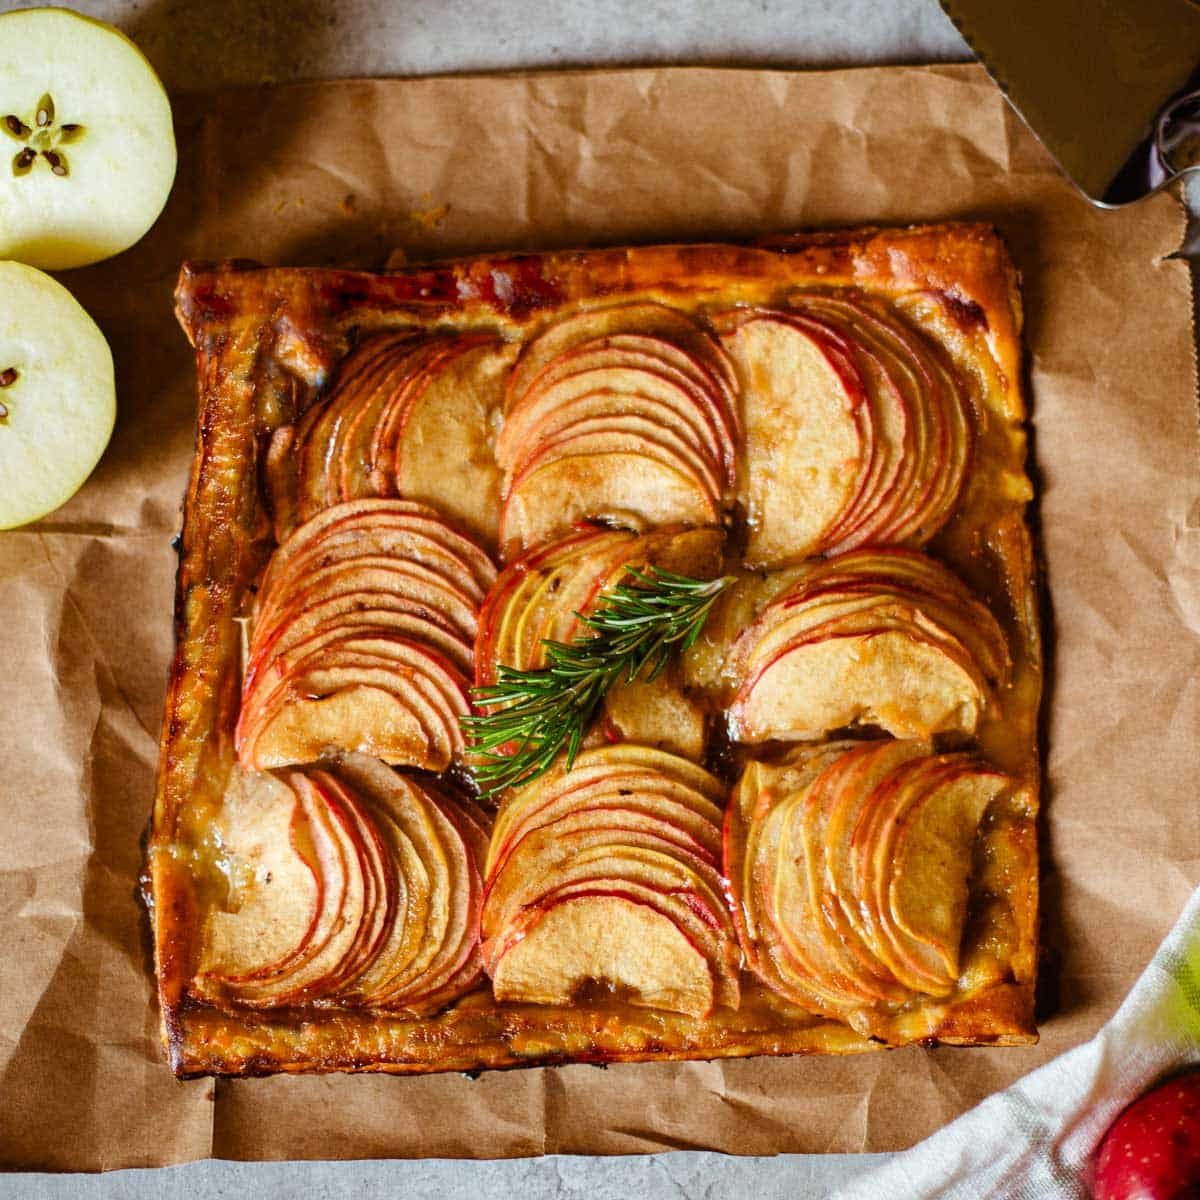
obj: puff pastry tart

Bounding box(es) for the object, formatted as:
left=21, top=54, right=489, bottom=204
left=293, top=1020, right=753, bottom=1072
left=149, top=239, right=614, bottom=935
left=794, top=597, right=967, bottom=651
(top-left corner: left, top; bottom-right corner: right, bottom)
left=152, top=223, right=1041, bottom=1077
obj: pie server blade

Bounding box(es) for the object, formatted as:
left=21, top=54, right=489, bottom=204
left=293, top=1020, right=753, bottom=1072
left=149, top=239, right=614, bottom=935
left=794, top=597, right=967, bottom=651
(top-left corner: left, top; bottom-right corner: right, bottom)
left=939, top=0, right=1200, bottom=207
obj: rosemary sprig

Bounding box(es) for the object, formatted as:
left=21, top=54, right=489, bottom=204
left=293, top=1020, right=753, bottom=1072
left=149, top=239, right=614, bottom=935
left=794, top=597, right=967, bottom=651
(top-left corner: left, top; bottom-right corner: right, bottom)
left=461, top=566, right=734, bottom=798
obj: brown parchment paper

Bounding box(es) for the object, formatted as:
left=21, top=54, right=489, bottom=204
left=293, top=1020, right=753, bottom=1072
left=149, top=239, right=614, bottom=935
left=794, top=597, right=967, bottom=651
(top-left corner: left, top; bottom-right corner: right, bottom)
left=2, top=63, right=1198, bottom=1171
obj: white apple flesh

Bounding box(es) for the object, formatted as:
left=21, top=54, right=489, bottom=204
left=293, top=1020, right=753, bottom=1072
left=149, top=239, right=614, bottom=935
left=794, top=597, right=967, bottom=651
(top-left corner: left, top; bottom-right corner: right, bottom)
left=0, top=261, right=115, bottom=529
left=0, top=8, right=176, bottom=270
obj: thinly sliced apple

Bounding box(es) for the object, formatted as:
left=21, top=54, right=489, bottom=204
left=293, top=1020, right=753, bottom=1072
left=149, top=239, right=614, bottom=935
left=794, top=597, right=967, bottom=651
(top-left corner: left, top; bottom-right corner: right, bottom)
left=0, top=261, right=115, bottom=529
left=490, top=892, right=716, bottom=1017
left=0, top=9, right=176, bottom=269
left=390, top=337, right=516, bottom=549
left=507, top=301, right=738, bottom=437
left=504, top=355, right=731, bottom=485
left=499, top=450, right=718, bottom=553
left=256, top=557, right=481, bottom=652
left=719, top=313, right=865, bottom=566
left=294, top=334, right=421, bottom=520
left=247, top=591, right=473, bottom=690
left=260, top=498, right=495, bottom=602
left=194, top=770, right=322, bottom=991
left=880, top=761, right=1005, bottom=987
left=487, top=744, right=725, bottom=867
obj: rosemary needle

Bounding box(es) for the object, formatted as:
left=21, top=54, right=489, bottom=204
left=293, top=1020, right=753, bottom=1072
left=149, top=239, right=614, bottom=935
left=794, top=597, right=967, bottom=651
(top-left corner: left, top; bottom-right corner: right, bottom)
left=461, top=566, right=734, bottom=798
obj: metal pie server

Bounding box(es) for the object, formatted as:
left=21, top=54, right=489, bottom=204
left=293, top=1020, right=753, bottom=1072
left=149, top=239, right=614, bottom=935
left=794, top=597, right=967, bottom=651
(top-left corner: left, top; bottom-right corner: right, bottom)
left=940, top=0, right=1200, bottom=206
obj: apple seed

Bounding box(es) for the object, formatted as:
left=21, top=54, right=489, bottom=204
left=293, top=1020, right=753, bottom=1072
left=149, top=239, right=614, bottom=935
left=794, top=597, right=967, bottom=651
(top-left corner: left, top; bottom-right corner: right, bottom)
left=4, top=92, right=84, bottom=178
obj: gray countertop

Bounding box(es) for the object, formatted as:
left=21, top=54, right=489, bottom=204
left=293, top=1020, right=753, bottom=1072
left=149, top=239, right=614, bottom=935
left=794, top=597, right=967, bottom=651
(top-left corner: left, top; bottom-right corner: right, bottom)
left=3, top=1, right=969, bottom=1195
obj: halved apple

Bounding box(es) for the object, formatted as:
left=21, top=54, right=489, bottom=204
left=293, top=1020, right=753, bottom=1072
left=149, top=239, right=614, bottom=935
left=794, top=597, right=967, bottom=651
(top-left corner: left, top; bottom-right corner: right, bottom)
left=0, top=261, right=115, bottom=529
left=728, top=548, right=1009, bottom=744
left=0, top=8, right=176, bottom=269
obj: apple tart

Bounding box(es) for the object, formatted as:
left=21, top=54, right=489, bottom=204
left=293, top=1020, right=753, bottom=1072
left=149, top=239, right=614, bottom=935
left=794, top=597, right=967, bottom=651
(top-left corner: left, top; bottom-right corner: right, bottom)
left=152, top=222, right=1041, bottom=1076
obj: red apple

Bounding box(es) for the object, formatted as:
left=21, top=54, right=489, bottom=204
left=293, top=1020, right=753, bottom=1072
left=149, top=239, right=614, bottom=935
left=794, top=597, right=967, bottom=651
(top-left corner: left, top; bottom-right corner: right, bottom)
left=1094, top=1070, right=1200, bottom=1200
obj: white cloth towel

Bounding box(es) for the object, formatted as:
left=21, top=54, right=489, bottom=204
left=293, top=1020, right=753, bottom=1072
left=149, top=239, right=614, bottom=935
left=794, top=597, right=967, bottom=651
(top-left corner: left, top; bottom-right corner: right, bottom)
left=831, top=888, right=1200, bottom=1200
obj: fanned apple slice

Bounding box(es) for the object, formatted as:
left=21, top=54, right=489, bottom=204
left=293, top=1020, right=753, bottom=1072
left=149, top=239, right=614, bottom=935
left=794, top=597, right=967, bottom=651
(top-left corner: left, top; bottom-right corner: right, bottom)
left=490, top=892, right=716, bottom=1017
left=728, top=548, right=1007, bottom=743
left=499, top=450, right=718, bottom=553
left=487, top=744, right=726, bottom=866
left=730, top=741, right=1014, bottom=1017
left=507, top=301, right=739, bottom=442
left=194, top=770, right=323, bottom=993
left=0, top=9, right=176, bottom=269
left=719, top=313, right=866, bottom=566
left=482, top=744, right=738, bottom=1013
left=389, top=338, right=516, bottom=547
left=0, top=261, right=115, bottom=529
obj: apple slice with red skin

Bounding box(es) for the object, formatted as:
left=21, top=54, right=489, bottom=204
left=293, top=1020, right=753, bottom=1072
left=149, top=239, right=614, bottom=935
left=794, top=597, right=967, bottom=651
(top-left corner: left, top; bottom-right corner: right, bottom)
left=503, top=867, right=738, bottom=1010
left=851, top=756, right=976, bottom=993
left=881, top=759, right=1006, bottom=985
left=507, top=421, right=723, bottom=516
left=1094, top=1070, right=1200, bottom=1200
left=820, top=739, right=929, bottom=983
left=193, top=771, right=324, bottom=999
left=718, top=312, right=867, bottom=566
left=513, top=408, right=725, bottom=506
left=482, top=821, right=726, bottom=945
left=256, top=557, right=482, bottom=658
left=483, top=841, right=737, bottom=1011
left=499, top=450, right=718, bottom=555
left=294, top=334, right=421, bottom=521
left=724, top=746, right=852, bottom=995
left=390, top=338, right=517, bottom=550
left=729, top=614, right=987, bottom=744
left=334, top=756, right=448, bottom=1005
left=263, top=510, right=494, bottom=609
left=323, top=337, right=440, bottom=509
left=249, top=594, right=474, bottom=684
left=477, top=525, right=724, bottom=688
left=489, top=891, right=717, bottom=1018
left=795, top=746, right=916, bottom=1004
left=488, top=768, right=724, bottom=880
left=504, top=349, right=734, bottom=489
left=219, top=771, right=368, bottom=1006
left=487, top=745, right=725, bottom=869
left=259, top=498, right=496, bottom=602
left=238, top=641, right=467, bottom=773
left=506, top=301, right=739, bottom=438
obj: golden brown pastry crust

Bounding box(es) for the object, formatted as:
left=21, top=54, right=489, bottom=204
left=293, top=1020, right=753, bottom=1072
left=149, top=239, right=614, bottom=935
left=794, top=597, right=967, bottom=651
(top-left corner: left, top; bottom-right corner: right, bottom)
left=153, top=223, right=1040, bottom=1078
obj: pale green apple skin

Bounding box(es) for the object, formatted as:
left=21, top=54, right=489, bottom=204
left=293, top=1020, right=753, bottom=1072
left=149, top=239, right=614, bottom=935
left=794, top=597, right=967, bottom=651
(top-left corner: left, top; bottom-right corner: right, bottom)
left=0, top=7, right=177, bottom=270
left=0, top=260, right=115, bottom=529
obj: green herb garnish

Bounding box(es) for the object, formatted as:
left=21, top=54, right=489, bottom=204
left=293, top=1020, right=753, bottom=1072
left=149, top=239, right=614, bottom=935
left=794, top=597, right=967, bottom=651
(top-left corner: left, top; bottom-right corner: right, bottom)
left=462, top=566, right=734, bottom=798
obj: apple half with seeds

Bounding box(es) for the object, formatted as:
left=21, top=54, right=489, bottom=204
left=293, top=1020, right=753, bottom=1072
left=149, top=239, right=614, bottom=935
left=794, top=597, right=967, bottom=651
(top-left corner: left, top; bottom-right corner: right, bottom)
left=481, top=744, right=739, bottom=1017
left=0, top=8, right=176, bottom=269
left=727, top=548, right=1010, bottom=743
left=0, top=260, right=114, bottom=529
